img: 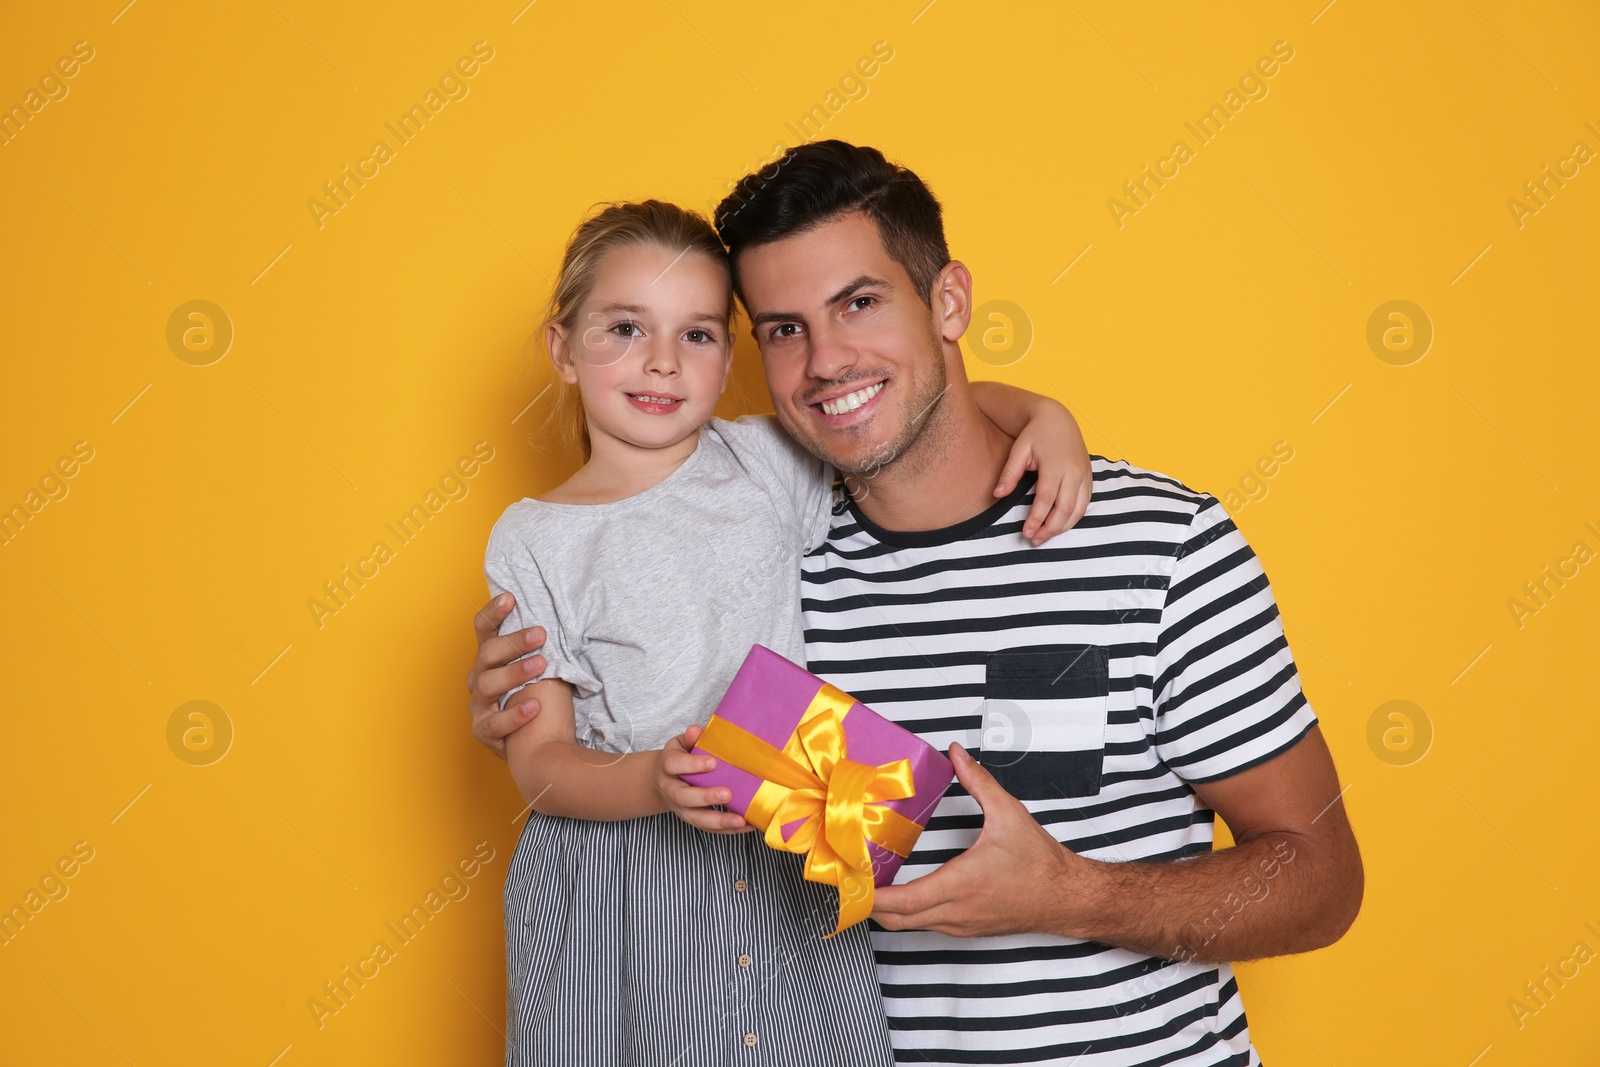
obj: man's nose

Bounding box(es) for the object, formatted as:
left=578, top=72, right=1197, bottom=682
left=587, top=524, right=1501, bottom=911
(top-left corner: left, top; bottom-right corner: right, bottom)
left=805, top=323, right=860, bottom=383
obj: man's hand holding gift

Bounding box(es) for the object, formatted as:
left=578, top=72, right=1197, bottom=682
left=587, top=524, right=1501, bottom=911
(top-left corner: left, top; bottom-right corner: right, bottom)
left=869, top=742, right=1092, bottom=940
left=873, top=731, right=1363, bottom=970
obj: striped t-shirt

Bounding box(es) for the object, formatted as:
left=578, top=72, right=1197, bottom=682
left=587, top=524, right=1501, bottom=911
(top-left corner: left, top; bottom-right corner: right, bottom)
left=800, top=459, right=1319, bottom=1066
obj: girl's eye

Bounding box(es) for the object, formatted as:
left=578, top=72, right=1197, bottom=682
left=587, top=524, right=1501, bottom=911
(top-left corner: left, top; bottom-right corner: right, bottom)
left=610, top=321, right=642, bottom=338
left=684, top=328, right=714, bottom=344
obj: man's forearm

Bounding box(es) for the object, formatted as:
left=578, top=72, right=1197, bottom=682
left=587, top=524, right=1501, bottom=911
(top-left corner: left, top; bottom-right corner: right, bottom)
left=1050, top=831, right=1356, bottom=964
left=511, top=742, right=668, bottom=821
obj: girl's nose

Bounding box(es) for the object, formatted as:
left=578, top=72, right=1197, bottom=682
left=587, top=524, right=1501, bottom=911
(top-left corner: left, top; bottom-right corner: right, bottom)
left=641, top=340, right=681, bottom=376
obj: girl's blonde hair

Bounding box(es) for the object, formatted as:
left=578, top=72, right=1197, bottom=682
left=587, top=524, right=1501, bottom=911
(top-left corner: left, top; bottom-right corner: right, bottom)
left=539, top=200, right=734, bottom=461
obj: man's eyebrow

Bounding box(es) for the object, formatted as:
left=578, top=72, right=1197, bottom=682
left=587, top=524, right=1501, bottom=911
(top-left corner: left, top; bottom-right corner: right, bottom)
left=749, top=307, right=796, bottom=328
left=826, top=274, right=893, bottom=308
left=748, top=275, right=893, bottom=328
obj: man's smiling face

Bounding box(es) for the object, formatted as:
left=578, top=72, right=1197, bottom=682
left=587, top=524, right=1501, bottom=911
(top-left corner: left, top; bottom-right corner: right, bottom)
left=737, top=210, right=950, bottom=476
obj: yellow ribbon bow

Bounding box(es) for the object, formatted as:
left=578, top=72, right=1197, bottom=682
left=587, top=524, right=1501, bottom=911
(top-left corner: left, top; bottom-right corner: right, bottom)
left=694, top=683, right=929, bottom=937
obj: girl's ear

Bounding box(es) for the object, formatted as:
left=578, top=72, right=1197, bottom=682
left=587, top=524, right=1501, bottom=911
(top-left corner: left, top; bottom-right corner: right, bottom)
left=547, top=322, right=578, bottom=384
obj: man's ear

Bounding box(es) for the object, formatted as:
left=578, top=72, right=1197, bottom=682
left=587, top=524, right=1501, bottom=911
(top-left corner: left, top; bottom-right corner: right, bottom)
left=547, top=322, right=579, bottom=384
left=933, top=261, right=973, bottom=344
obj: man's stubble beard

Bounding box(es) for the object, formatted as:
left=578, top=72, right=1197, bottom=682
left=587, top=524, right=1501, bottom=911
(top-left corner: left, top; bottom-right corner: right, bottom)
left=827, top=322, right=953, bottom=487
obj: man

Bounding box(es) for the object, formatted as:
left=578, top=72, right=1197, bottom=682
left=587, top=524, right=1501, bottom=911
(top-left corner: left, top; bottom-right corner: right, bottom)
left=468, top=141, right=1362, bottom=1065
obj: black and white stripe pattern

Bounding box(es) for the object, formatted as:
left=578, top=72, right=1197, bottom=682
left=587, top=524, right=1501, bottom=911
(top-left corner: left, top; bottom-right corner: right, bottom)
left=800, top=459, right=1318, bottom=1066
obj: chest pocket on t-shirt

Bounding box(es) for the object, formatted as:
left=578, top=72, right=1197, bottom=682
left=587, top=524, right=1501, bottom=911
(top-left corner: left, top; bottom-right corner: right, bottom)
left=976, top=646, right=1110, bottom=800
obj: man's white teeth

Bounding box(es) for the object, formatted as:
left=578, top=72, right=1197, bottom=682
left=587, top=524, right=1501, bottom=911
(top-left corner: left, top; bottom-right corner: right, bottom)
left=820, top=381, right=884, bottom=416
left=633, top=394, right=677, bottom=404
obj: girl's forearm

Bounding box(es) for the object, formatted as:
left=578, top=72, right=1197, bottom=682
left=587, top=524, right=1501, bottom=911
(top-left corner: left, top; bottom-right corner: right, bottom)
left=970, top=380, right=1060, bottom=436
left=510, top=741, right=670, bottom=821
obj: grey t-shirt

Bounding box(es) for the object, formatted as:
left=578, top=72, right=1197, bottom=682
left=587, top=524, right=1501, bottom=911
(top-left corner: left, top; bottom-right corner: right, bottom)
left=483, top=416, right=832, bottom=754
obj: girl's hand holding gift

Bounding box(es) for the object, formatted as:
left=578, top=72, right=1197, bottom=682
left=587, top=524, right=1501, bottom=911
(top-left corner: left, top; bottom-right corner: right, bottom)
left=654, top=723, right=753, bottom=835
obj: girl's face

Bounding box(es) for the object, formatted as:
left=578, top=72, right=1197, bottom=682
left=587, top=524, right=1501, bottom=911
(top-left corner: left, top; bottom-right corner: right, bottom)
left=549, top=243, right=733, bottom=455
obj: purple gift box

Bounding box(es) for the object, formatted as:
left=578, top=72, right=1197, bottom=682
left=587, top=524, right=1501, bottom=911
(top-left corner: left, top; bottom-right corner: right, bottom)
left=682, top=645, right=954, bottom=896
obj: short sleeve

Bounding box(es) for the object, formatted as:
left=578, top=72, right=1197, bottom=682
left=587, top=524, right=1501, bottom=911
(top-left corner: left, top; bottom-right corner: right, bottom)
left=483, top=510, right=602, bottom=712
left=1152, top=496, right=1318, bottom=784
left=710, top=415, right=834, bottom=553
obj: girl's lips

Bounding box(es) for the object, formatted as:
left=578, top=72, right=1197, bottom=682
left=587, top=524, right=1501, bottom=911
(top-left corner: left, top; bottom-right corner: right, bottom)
left=626, top=393, right=685, bottom=415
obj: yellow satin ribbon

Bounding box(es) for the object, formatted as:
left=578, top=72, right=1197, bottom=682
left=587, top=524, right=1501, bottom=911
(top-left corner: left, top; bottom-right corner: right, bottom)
left=695, top=683, right=927, bottom=937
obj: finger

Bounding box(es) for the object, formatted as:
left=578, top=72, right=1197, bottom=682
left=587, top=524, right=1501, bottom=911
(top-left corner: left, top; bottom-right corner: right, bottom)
left=948, top=741, right=1007, bottom=811
left=871, top=901, right=937, bottom=932
left=662, top=780, right=734, bottom=810
left=1035, top=482, right=1072, bottom=543
left=874, top=907, right=959, bottom=936
left=870, top=882, right=950, bottom=930
left=472, top=593, right=516, bottom=644
left=490, top=625, right=547, bottom=663
left=867, top=882, right=921, bottom=918
left=867, top=855, right=959, bottom=917
left=675, top=807, right=753, bottom=834
left=1023, top=482, right=1058, bottom=544
left=656, top=778, right=746, bottom=828
left=994, top=446, right=1032, bottom=498
left=1068, top=476, right=1093, bottom=528
left=472, top=704, right=531, bottom=760
left=473, top=654, right=547, bottom=711
left=659, top=748, right=718, bottom=776
left=471, top=626, right=546, bottom=697
left=662, top=724, right=710, bottom=765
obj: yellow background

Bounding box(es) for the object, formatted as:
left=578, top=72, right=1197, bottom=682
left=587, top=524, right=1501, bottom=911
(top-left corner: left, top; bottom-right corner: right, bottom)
left=3, top=1, right=1597, bottom=1063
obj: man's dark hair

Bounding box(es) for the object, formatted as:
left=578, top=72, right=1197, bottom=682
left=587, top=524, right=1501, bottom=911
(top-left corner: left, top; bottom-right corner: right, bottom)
left=714, top=141, right=951, bottom=310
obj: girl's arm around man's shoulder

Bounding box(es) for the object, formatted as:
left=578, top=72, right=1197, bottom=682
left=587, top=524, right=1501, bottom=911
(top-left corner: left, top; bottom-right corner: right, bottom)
left=969, top=381, right=1094, bottom=546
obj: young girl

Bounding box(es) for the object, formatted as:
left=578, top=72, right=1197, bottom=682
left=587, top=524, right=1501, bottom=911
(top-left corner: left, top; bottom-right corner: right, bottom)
left=482, top=200, right=1091, bottom=1066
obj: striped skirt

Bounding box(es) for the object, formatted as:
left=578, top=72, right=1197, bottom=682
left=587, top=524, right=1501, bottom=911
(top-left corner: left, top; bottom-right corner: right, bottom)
left=503, top=809, right=896, bottom=1067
